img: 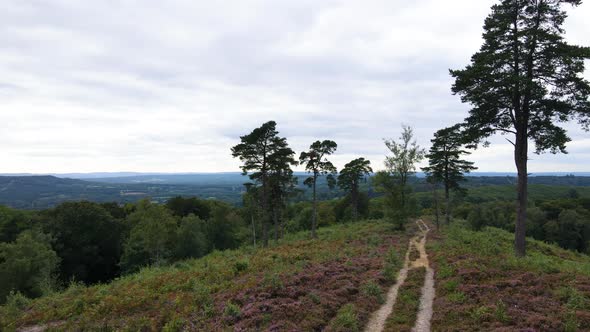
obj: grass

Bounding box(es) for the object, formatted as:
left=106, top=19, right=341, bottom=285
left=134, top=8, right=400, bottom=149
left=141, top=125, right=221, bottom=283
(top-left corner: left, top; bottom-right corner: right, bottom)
left=327, top=303, right=359, bottom=332
left=0, top=220, right=408, bottom=331
left=383, top=267, right=426, bottom=332
left=429, top=221, right=590, bottom=331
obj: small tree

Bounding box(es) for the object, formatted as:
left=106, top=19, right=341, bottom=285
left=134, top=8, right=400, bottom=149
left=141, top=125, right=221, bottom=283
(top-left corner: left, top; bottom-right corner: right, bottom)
left=0, top=230, right=59, bottom=303
left=299, top=140, right=338, bottom=238
left=338, top=158, right=373, bottom=221
left=231, top=121, right=295, bottom=247
left=422, top=125, right=477, bottom=225
left=383, top=125, right=426, bottom=225
left=450, top=0, right=590, bottom=256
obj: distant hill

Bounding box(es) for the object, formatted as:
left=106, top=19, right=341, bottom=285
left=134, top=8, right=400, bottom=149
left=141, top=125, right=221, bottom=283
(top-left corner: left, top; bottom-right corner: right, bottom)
left=1, top=174, right=590, bottom=210
left=0, top=175, right=247, bottom=209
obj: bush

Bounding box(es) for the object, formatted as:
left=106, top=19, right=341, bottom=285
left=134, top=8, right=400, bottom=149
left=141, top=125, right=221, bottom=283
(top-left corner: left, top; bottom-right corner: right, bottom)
left=224, top=301, right=241, bottom=320
left=329, top=304, right=359, bottom=332
left=361, top=281, right=384, bottom=304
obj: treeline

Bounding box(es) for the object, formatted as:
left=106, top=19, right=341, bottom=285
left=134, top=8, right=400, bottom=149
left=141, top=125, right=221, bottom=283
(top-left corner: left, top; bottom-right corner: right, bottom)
left=0, top=189, right=391, bottom=304
left=0, top=198, right=245, bottom=303
left=456, top=197, right=590, bottom=254
left=416, top=187, right=590, bottom=254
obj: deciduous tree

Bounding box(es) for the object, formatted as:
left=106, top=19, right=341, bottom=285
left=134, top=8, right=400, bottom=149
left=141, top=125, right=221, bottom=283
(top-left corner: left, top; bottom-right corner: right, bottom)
left=383, top=125, right=425, bottom=226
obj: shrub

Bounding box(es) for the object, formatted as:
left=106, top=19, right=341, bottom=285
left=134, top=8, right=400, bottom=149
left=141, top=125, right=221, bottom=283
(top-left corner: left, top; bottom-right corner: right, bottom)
left=361, top=281, right=384, bottom=304
left=224, top=301, right=241, bottom=320
left=329, top=304, right=359, bottom=332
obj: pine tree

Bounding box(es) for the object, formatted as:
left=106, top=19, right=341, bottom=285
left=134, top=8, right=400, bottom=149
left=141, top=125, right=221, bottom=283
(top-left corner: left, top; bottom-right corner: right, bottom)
left=338, top=158, right=372, bottom=221
left=231, top=121, right=296, bottom=247
left=450, top=0, right=590, bottom=256
left=422, top=125, right=477, bottom=225
left=299, top=140, right=338, bottom=238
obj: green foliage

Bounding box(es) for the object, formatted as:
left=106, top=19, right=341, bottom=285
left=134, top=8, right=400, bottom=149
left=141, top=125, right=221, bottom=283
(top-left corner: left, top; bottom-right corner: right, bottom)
left=166, top=196, right=211, bottom=219
left=422, top=125, right=476, bottom=224
left=162, top=315, right=185, bottom=332
left=120, top=201, right=178, bottom=273
left=450, top=0, right=590, bottom=256
left=299, top=140, right=338, bottom=237
left=380, top=125, right=425, bottom=229
left=494, top=300, right=509, bottom=323
left=231, top=120, right=297, bottom=246
left=0, top=230, right=59, bottom=303
left=174, top=214, right=208, bottom=260
left=382, top=247, right=402, bottom=282
left=338, top=158, right=372, bottom=221
left=329, top=304, right=359, bottom=332
left=0, top=206, right=31, bottom=243
left=43, top=201, right=124, bottom=284
left=458, top=196, right=590, bottom=254
left=361, top=281, right=384, bottom=304
left=224, top=301, right=241, bottom=319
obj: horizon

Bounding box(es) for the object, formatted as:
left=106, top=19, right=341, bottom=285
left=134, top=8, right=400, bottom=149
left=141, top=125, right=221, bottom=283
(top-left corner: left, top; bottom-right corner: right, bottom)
left=1, top=1, right=589, bottom=173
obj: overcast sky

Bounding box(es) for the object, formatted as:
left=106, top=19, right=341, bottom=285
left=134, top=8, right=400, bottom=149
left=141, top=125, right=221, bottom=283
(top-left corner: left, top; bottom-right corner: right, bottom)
left=1, top=0, right=589, bottom=174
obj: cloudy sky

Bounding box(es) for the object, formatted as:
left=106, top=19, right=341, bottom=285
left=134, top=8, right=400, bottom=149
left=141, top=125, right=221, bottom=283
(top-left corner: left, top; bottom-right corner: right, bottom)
left=1, top=0, right=589, bottom=174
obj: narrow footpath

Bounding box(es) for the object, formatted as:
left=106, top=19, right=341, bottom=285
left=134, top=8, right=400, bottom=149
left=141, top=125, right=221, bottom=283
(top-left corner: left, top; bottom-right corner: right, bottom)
left=364, top=219, right=435, bottom=332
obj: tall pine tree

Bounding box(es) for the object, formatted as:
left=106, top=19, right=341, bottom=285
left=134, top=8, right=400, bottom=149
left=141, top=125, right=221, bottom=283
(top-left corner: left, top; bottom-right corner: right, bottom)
left=450, top=0, right=590, bottom=256
left=299, top=140, right=338, bottom=238
left=231, top=121, right=296, bottom=247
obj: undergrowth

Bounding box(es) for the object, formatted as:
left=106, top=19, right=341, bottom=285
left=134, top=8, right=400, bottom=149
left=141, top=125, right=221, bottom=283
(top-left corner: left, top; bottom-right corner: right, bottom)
left=429, top=221, right=590, bottom=331
left=0, top=220, right=407, bottom=331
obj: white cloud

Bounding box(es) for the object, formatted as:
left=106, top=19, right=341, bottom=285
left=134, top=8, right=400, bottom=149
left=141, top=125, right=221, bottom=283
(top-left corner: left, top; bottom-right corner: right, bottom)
left=0, top=0, right=588, bottom=173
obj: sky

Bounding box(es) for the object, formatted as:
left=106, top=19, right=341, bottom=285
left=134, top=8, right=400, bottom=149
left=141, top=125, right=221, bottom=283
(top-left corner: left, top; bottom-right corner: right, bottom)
left=1, top=0, right=589, bottom=174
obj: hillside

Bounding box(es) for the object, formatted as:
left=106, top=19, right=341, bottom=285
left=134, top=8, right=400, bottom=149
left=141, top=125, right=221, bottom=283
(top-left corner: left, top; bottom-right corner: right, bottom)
left=429, top=223, right=590, bottom=331
left=0, top=176, right=247, bottom=209
left=0, top=221, right=409, bottom=331
left=2, top=219, right=590, bottom=331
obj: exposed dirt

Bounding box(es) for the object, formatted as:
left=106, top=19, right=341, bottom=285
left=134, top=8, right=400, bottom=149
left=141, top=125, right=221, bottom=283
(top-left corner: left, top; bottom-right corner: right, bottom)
left=413, top=220, right=435, bottom=332
left=384, top=267, right=426, bottom=332
left=365, top=220, right=434, bottom=332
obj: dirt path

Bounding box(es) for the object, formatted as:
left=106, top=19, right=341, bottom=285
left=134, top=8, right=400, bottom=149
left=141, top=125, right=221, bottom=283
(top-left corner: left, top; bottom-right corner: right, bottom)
left=412, top=219, right=434, bottom=332
left=364, top=219, right=434, bottom=332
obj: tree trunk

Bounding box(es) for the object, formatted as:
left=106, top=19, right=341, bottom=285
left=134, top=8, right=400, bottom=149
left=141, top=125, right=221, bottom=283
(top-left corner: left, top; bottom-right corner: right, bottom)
left=251, top=214, right=256, bottom=248
left=262, top=222, right=269, bottom=247
left=444, top=183, right=451, bottom=225
left=514, top=134, right=528, bottom=257
left=352, top=184, right=358, bottom=221
left=311, top=174, right=318, bottom=238
left=261, top=175, right=269, bottom=247
left=273, top=206, right=279, bottom=243
left=432, top=184, right=440, bottom=230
